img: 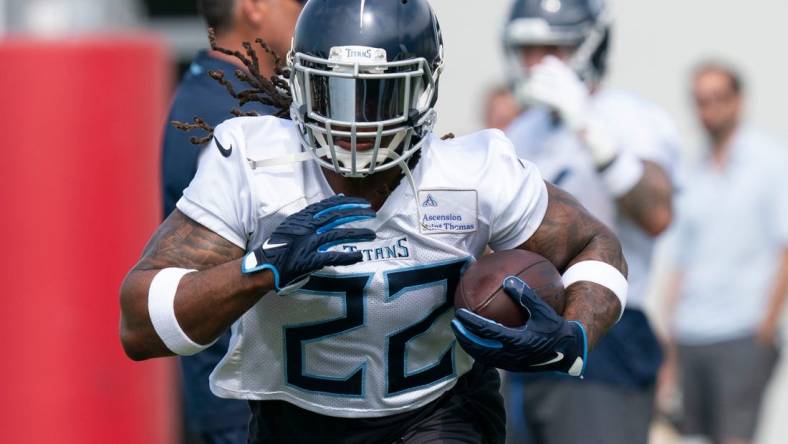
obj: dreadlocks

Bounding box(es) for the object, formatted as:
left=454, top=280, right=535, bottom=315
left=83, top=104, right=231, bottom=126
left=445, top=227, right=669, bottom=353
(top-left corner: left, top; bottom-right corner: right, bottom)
left=172, top=29, right=294, bottom=144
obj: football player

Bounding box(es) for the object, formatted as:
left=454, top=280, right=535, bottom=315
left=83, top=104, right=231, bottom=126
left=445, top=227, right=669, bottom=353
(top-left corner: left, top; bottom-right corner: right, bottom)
left=120, top=1, right=628, bottom=442
left=503, top=1, right=679, bottom=444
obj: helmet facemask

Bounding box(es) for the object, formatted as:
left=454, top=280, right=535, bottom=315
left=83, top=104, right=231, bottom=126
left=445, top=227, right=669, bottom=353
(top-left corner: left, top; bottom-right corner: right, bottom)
left=288, top=46, right=443, bottom=178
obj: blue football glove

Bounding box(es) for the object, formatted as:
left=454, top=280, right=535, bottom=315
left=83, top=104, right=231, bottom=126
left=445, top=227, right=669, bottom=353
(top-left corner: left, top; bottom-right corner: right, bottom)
left=241, top=195, right=376, bottom=293
left=451, top=276, right=588, bottom=377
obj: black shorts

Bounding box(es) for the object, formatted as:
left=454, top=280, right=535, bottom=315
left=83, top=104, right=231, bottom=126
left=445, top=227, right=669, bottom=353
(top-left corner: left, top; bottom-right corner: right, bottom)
left=248, top=363, right=506, bottom=444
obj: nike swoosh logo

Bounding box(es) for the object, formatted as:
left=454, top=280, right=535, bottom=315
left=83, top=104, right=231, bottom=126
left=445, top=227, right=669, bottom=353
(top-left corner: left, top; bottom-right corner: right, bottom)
left=215, top=136, right=232, bottom=158
left=531, top=352, right=564, bottom=367
left=262, top=239, right=287, bottom=250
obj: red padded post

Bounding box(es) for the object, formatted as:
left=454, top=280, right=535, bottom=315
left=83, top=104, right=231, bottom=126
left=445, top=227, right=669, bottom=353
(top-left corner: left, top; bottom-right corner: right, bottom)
left=0, top=37, right=176, bottom=444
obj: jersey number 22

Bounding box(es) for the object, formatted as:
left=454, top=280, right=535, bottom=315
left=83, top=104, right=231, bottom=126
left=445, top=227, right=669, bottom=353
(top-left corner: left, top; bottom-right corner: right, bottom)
left=283, top=259, right=467, bottom=397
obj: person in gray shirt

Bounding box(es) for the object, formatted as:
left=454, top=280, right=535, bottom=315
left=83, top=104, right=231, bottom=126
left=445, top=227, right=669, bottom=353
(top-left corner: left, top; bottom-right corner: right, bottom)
left=662, top=61, right=788, bottom=444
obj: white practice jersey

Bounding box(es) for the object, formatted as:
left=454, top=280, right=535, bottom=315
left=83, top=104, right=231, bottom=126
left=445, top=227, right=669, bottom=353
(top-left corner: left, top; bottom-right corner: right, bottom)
left=177, top=116, right=548, bottom=418
left=507, top=90, right=681, bottom=309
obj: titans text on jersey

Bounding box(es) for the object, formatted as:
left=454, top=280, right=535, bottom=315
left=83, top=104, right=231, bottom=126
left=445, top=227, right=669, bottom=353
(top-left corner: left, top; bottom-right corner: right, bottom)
left=342, top=237, right=411, bottom=262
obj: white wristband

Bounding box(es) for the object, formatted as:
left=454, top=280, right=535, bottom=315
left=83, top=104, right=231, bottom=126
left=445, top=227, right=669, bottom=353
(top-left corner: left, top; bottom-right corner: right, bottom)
left=601, top=151, right=644, bottom=198
left=148, top=268, right=215, bottom=355
left=562, top=261, right=628, bottom=321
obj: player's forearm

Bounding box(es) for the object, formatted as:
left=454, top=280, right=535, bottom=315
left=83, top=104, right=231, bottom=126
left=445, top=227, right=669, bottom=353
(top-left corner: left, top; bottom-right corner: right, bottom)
left=119, top=260, right=274, bottom=360
left=561, top=226, right=626, bottom=348
left=563, top=284, right=620, bottom=348
left=580, top=123, right=674, bottom=236
left=522, top=184, right=627, bottom=348
left=614, top=160, right=673, bottom=236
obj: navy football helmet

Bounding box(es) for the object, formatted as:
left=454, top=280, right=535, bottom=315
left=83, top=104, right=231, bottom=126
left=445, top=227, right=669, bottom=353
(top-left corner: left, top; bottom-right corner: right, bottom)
left=504, top=0, right=611, bottom=86
left=287, top=0, right=444, bottom=177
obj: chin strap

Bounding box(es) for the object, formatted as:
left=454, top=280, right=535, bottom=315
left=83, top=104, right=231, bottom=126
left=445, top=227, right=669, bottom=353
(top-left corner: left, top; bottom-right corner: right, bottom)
left=247, top=147, right=329, bottom=169
left=387, top=148, right=424, bottom=230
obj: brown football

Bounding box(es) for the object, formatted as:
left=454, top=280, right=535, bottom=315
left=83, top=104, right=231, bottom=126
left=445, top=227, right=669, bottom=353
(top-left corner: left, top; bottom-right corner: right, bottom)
left=454, top=250, right=565, bottom=327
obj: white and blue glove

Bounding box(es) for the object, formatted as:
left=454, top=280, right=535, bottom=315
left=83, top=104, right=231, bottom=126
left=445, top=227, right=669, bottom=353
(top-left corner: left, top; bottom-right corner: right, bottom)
left=451, top=276, right=588, bottom=377
left=241, top=195, right=376, bottom=293
left=520, top=56, right=591, bottom=131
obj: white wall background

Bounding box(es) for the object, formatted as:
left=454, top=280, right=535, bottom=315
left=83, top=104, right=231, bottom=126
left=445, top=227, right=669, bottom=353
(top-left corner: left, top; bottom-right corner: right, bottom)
left=427, top=1, right=788, bottom=443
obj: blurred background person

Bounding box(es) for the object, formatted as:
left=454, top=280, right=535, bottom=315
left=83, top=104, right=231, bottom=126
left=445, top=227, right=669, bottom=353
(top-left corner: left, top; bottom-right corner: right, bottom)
left=502, top=1, right=680, bottom=443
left=661, top=61, right=788, bottom=444
left=483, top=84, right=522, bottom=131
left=161, top=0, right=303, bottom=442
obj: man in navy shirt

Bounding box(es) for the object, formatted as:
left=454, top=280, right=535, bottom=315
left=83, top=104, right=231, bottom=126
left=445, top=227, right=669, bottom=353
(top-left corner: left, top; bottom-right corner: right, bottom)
left=161, top=1, right=303, bottom=442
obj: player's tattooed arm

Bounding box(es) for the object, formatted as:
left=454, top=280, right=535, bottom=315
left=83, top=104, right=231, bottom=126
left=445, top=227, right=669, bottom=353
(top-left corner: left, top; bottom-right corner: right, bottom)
left=120, top=210, right=274, bottom=360
left=519, top=183, right=627, bottom=347
left=614, top=160, right=673, bottom=236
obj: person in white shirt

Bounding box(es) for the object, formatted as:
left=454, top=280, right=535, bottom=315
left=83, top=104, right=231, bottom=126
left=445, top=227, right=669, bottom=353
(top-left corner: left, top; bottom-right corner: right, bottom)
left=502, top=1, right=680, bottom=443
left=663, top=61, right=788, bottom=444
